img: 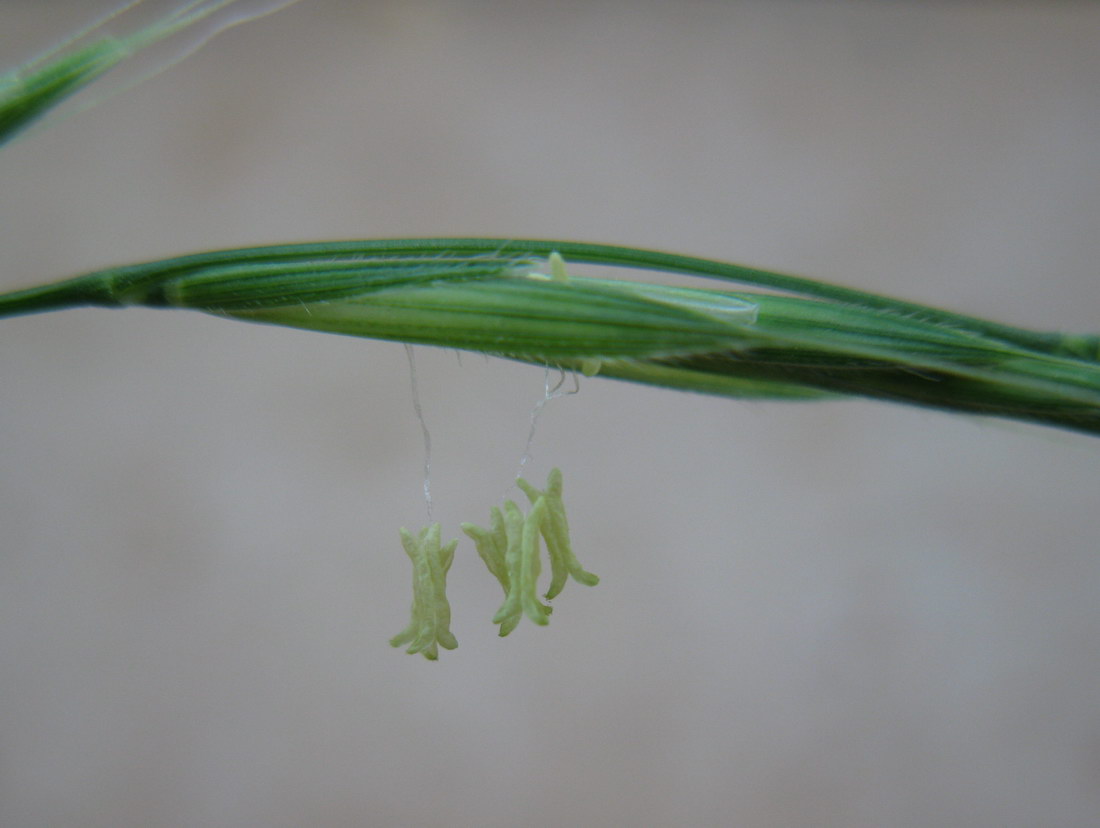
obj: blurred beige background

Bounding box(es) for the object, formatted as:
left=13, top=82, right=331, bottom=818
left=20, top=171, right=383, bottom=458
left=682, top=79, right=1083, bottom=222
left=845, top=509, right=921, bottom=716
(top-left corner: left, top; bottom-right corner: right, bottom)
left=1, top=1, right=1099, bottom=826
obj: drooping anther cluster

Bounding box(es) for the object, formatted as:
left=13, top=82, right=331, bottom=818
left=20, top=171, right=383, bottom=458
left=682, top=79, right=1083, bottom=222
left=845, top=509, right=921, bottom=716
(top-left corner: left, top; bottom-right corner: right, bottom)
left=391, top=469, right=598, bottom=659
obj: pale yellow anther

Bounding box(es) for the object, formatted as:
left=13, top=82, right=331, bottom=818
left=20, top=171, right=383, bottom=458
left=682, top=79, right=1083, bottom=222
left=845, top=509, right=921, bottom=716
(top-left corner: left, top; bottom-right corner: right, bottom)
left=580, top=358, right=603, bottom=377
left=464, top=468, right=598, bottom=636
left=389, top=523, right=459, bottom=659
left=548, top=251, right=569, bottom=282
left=516, top=467, right=600, bottom=599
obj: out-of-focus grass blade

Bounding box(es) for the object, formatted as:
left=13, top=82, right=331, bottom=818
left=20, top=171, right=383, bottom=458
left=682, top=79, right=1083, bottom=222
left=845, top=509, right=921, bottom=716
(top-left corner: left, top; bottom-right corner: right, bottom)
left=0, top=0, right=299, bottom=146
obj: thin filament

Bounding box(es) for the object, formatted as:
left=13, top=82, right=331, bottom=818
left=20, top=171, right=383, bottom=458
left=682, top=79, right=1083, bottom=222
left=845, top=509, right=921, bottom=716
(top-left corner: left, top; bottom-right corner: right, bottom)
left=404, top=344, right=433, bottom=521
left=513, top=365, right=579, bottom=481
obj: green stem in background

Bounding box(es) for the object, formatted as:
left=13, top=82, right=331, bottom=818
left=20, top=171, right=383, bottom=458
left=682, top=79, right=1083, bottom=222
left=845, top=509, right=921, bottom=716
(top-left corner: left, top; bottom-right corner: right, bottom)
left=2, top=239, right=1099, bottom=436
left=0, top=0, right=301, bottom=146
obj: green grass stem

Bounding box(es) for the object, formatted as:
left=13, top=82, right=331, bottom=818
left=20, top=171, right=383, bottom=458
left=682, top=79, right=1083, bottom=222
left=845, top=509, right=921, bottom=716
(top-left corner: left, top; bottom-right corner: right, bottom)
left=2, top=239, right=1098, bottom=436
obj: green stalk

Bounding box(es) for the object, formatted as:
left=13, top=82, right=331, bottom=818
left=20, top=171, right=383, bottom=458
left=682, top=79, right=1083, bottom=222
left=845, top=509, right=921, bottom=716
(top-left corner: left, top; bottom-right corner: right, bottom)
left=2, top=239, right=1099, bottom=435
left=0, top=0, right=298, bottom=146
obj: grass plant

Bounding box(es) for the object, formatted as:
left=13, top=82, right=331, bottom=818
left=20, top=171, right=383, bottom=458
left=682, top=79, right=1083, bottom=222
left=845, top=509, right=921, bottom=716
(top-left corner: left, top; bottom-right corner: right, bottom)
left=3, top=237, right=1099, bottom=436
left=4, top=1, right=1098, bottom=437
left=3, top=2, right=1098, bottom=656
